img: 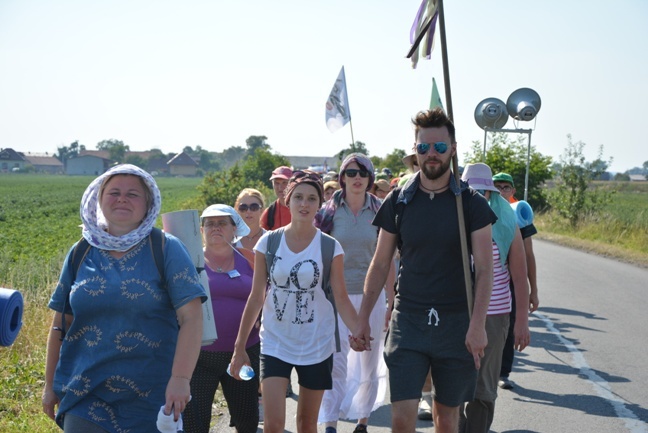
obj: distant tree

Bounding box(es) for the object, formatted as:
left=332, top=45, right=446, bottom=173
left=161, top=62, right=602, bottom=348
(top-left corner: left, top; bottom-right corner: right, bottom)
left=56, top=146, right=69, bottom=165
left=614, top=172, right=630, bottom=181
left=369, top=156, right=382, bottom=172
left=197, top=162, right=273, bottom=208
left=643, top=160, right=648, bottom=174
left=245, top=136, right=270, bottom=157
left=548, top=135, right=614, bottom=227
left=97, top=139, right=129, bottom=163
left=587, top=148, right=613, bottom=180
left=464, top=132, right=552, bottom=210
left=382, top=148, right=408, bottom=176
left=198, top=151, right=220, bottom=173
left=56, top=140, right=84, bottom=169
left=124, top=154, right=146, bottom=168
left=336, top=141, right=369, bottom=163
left=241, top=148, right=291, bottom=187
left=218, top=146, right=246, bottom=169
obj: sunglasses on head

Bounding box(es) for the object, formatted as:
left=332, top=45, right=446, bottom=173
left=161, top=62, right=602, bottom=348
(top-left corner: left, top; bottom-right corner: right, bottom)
left=291, top=170, right=321, bottom=183
left=344, top=169, right=370, bottom=178
left=416, top=142, right=448, bottom=155
left=238, top=203, right=261, bottom=212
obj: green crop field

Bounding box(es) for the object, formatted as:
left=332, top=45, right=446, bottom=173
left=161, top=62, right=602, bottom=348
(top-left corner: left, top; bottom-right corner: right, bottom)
left=0, top=174, right=202, bottom=432
left=0, top=174, right=646, bottom=431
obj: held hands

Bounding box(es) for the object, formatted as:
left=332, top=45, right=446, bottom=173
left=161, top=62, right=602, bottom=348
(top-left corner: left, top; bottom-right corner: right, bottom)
left=349, top=320, right=374, bottom=352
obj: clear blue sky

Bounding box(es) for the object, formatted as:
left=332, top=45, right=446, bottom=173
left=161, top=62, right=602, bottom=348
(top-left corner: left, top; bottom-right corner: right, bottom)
left=1, top=0, right=646, bottom=172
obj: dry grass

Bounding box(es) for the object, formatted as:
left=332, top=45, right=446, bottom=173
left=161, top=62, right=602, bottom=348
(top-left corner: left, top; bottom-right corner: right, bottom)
left=535, top=230, right=648, bottom=269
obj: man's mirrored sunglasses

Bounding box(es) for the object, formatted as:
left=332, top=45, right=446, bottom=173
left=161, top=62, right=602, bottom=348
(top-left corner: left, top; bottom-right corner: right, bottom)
left=416, top=142, right=448, bottom=155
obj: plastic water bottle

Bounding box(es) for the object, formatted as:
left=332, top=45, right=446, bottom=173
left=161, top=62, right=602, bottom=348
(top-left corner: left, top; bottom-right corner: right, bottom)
left=227, top=363, right=255, bottom=380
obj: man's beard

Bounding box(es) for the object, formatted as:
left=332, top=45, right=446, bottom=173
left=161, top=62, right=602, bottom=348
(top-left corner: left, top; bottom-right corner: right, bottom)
left=420, top=156, right=451, bottom=180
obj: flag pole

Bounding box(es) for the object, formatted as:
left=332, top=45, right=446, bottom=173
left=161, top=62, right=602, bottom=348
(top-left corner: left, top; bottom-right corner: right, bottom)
left=437, top=0, right=475, bottom=317
left=345, top=66, right=356, bottom=146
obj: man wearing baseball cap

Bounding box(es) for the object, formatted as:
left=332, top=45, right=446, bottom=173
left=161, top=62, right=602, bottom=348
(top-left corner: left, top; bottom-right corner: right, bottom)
left=260, top=166, right=293, bottom=230
left=492, top=172, right=517, bottom=203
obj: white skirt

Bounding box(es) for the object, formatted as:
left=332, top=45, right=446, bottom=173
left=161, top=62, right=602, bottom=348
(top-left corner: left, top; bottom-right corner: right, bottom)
left=318, top=291, right=388, bottom=422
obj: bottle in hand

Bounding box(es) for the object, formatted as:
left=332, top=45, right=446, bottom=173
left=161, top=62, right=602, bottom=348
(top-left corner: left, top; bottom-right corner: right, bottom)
left=227, top=363, right=255, bottom=380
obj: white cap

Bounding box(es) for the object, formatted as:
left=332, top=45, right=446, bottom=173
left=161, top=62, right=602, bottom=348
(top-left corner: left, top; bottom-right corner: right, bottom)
left=200, top=204, right=250, bottom=241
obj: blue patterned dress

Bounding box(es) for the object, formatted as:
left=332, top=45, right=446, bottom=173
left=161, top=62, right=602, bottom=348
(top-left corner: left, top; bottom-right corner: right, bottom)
left=48, top=233, right=206, bottom=432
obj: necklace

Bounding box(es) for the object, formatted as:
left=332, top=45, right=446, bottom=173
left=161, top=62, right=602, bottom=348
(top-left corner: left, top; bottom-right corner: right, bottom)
left=419, top=182, right=449, bottom=201
left=246, top=228, right=263, bottom=241
left=209, top=254, right=234, bottom=273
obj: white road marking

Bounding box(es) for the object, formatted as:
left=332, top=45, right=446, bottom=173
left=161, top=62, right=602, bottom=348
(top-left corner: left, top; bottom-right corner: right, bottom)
left=535, top=311, right=647, bottom=432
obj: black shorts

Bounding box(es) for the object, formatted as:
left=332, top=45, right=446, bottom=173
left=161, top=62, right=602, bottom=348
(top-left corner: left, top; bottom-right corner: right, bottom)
left=384, top=308, right=478, bottom=407
left=260, top=353, right=333, bottom=390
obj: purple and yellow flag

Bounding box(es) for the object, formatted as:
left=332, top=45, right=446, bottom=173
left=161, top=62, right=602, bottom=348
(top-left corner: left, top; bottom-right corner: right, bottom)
left=408, top=0, right=439, bottom=69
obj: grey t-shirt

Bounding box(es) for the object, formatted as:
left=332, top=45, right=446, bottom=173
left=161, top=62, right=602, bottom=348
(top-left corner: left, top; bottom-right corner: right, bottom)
left=374, top=187, right=496, bottom=313
left=330, top=197, right=379, bottom=295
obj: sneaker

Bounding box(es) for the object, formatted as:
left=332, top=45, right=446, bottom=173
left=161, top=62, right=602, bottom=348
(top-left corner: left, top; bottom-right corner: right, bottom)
left=353, top=424, right=368, bottom=433
left=417, top=393, right=433, bottom=420
left=258, top=396, right=263, bottom=424
left=498, top=377, right=514, bottom=390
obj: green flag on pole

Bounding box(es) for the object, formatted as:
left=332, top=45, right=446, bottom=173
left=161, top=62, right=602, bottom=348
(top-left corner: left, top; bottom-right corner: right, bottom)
left=430, top=77, right=444, bottom=111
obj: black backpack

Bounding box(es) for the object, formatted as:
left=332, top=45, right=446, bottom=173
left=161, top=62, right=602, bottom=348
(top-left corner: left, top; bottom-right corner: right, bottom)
left=266, top=201, right=278, bottom=229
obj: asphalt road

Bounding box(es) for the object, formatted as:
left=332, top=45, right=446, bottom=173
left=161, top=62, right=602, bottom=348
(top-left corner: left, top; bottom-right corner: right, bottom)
left=211, top=239, right=648, bottom=432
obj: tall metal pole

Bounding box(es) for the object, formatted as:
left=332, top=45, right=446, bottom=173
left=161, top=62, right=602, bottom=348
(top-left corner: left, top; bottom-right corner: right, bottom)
left=524, top=131, right=532, bottom=201
left=437, top=0, right=475, bottom=318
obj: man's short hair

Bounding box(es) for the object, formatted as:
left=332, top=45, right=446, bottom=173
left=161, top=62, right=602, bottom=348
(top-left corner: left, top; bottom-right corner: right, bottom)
left=411, top=108, right=456, bottom=144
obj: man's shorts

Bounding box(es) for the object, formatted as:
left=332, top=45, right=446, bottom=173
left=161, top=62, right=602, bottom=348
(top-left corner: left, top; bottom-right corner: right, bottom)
left=260, top=353, right=333, bottom=390
left=384, top=307, right=478, bottom=407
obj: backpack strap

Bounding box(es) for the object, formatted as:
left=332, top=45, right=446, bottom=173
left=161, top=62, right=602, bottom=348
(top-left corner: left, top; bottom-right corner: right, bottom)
left=391, top=192, right=406, bottom=253
left=264, top=227, right=285, bottom=280
left=234, top=247, right=255, bottom=271
left=320, top=232, right=341, bottom=352
left=267, top=202, right=277, bottom=230
left=58, top=238, right=92, bottom=340
left=149, top=227, right=166, bottom=287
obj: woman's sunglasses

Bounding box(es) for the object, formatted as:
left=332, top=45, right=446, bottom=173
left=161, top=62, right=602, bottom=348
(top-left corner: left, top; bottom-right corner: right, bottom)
left=238, top=203, right=261, bottom=212
left=416, top=142, right=448, bottom=155
left=344, top=169, right=370, bottom=178
left=291, top=170, right=321, bottom=182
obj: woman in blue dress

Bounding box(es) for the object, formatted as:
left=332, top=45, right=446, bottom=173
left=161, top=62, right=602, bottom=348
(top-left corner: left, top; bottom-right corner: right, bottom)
left=42, top=164, right=206, bottom=433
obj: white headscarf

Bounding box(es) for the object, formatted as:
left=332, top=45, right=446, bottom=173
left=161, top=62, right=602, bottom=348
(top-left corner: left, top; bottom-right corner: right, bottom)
left=80, top=164, right=162, bottom=252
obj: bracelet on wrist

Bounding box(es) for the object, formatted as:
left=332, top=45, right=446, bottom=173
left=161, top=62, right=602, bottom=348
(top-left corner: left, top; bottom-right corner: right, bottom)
left=172, top=375, right=191, bottom=381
